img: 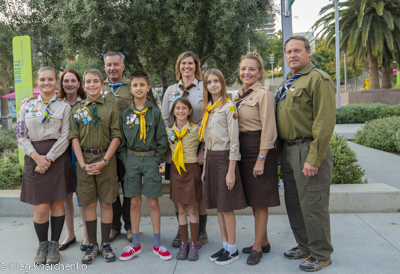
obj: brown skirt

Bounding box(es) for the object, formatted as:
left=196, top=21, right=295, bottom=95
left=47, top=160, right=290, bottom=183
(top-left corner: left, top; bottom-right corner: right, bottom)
left=204, top=150, right=248, bottom=212
left=20, top=139, right=76, bottom=205
left=238, top=131, right=280, bottom=208
left=170, top=162, right=202, bottom=205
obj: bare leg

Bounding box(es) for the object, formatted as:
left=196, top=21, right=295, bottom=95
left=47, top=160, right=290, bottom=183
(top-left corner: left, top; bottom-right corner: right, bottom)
left=130, top=196, right=142, bottom=234
left=222, top=212, right=236, bottom=244
left=79, top=206, right=89, bottom=245
left=34, top=204, right=51, bottom=223
left=147, top=198, right=160, bottom=234
left=217, top=212, right=228, bottom=242
left=61, top=193, right=75, bottom=244
left=99, top=202, right=113, bottom=223
left=187, top=204, right=199, bottom=224
left=177, top=203, right=188, bottom=225
left=252, top=207, right=269, bottom=252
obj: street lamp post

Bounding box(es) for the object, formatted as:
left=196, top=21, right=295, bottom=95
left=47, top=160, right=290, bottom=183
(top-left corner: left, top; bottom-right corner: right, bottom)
left=333, top=0, right=341, bottom=109
left=269, top=54, right=275, bottom=85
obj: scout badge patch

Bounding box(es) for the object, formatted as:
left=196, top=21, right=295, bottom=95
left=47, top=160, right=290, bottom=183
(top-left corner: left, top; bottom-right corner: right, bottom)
left=171, top=90, right=181, bottom=100
left=168, top=131, right=177, bottom=144
left=290, top=86, right=295, bottom=92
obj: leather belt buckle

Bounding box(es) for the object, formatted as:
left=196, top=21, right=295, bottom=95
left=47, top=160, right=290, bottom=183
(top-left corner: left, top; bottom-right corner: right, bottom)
left=137, top=152, right=145, bottom=157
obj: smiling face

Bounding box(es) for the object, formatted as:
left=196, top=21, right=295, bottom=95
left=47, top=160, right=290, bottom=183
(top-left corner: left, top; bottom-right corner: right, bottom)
left=206, top=73, right=222, bottom=99
left=239, top=58, right=262, bottom=88
left=173, top=101, right=192, bottom=123
left=105, top=55, right=125, bottom=83
left=285, top=39, right=311, bottom=75
left=130, top=77, right=150, bottom=100
left=37, top=70, right=57, bottom=96
left=84, top=73, right=104, bottom=100
left=62, top=72, right=80, bottom=95
left=179, top=56, right=196, bottom=80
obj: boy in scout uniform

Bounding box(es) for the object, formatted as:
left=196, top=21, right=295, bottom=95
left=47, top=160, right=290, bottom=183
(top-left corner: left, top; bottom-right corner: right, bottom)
left=276, top=36, right=336, bottom=272
left=69, top=69, right=122, bottom=264
left=118, top=71, right=172, bottom=261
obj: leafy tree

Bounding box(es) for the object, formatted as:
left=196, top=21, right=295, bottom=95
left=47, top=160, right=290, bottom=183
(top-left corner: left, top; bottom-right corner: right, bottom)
left=313, top=0, right=400, bottom=90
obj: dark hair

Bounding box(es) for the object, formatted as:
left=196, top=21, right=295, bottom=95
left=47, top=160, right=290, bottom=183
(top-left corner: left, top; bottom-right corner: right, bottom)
left=202, top=68, right=228, bottom=115
left=284, top=36, right=311, bottom=52
left=129, top=71, right=150, bottom=85
left=175, top=51, right=202, bottom=81
left=83, top=69, right=104, bottom=83
left=58, top=69, right=86, bottom=100
left=103, top=52, right=125, bottom=64
left=168, top=97, right=196, bottom=128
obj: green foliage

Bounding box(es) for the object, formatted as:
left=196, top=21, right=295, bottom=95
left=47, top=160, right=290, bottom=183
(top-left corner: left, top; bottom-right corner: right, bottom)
left=66, top=57, right=104, bottom=78
left=0, top=128, right=17, bottom=152
left=0, top=149, right=22, bottom=189
left=336, top=103, right=400, bottom=124
left=354, top=116, right=400, bottom=152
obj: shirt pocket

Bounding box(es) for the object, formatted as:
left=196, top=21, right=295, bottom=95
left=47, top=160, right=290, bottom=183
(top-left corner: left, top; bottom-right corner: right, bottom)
left=48, top=113, right=63, bottom=130
left=98, top=117, right=111, bottom=141
left=286, top=88, right=303, bottom=110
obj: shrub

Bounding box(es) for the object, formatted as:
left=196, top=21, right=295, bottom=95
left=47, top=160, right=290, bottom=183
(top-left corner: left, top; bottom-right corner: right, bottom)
left=354, top=116, right=400, bottom=152
left=336, top=103, right=400, bottom=124
left=0, top=128, right=17, bottom=152
left=0, top=150, right=22, bottom=189
left=395, top=130, right=400, bottom=152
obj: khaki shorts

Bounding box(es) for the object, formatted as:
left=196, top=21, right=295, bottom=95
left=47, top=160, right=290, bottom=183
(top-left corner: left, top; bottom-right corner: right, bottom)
left=76, top=152, right=119, bottom=205
left=123, top=153, right=162, bottom=198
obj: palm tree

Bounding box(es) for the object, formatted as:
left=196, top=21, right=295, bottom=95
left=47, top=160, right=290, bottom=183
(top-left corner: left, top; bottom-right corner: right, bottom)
left=313, top=0, right=400, bottom=90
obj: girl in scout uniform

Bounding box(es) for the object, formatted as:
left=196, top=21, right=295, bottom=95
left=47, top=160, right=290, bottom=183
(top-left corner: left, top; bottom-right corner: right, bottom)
left=199, top=68, right=247, bottom=266
left=166, top=97, right=203, bottom=261
left=17, top=67, right=75, bottom=265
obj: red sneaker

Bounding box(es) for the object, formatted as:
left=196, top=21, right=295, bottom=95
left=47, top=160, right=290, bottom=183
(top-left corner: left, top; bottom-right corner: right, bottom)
left=119, top=244, right=142, bottom=261
left=153, top=245, right=172, bottom=260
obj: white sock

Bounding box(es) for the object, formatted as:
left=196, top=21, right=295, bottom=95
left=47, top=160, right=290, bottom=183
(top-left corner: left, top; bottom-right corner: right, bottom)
left=222, top=241, right=228, bottom=250
left=227, top=243, right=237, bottom=255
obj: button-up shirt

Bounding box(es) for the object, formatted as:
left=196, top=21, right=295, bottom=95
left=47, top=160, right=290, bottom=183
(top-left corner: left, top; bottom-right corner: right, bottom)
left=59, top=95, right=82, bottom=108
left=166, top=121, right=200, bottom=164
left=17, top=93, right=71, bottom=161
left=276, top=61, right=336, bottom=167
left=162, top=78, right=204, bottom=125
left=103, top=75, right=134, bottom=111
left=202, top=99, right=240, bottom=161
left=69, top=95, right=122, bottom=149
left=235, top=81, right=277, bottom=150
left=118, top=101, right=168, bottom=165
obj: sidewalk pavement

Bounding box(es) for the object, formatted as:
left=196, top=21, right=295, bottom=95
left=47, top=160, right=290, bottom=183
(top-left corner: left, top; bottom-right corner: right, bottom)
left=1, top=214, right=399, bottom=274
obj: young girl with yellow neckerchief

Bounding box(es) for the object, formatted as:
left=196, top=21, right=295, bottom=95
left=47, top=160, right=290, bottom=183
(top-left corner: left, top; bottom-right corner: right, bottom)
left=166, top=97, right=203, bottom=261
left=199, top=68, right=247, bottom=266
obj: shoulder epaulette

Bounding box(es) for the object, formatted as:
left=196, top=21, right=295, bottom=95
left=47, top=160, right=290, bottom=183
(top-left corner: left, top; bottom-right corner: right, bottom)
left=314, top=69, right=332, bottom=80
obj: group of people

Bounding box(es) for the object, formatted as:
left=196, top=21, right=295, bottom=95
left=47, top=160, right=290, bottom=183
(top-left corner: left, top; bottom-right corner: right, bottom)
left=17, top=35, right=336, bottom=272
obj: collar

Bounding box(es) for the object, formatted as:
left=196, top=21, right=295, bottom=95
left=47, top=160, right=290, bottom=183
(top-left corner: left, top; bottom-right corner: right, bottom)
left=37, top=93, right=58, bottom=102
left=61, top=95, right=82, bottom=104
left=177, top=78, right=199, bottom=87
left=105, top=75, right=129, bottom=85
left=171, top=121, right=191, bottom=132
left=286, top=61, right=314, bottom=78
left=238, top=81, right=262, bottom=96
left=85, top=95, right=105, bottom=105
left=129, top=100, right=154, bottom=112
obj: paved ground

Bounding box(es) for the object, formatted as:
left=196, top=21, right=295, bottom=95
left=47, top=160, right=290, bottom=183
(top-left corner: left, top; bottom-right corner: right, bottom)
left=1, top=214, right=399, bottom=274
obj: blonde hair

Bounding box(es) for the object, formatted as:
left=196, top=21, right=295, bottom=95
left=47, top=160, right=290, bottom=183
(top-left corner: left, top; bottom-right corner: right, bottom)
left=175, top=51, right=202, bottom=81
left=36, top=67, right=58, bottom=82
left=83, top=69, right=104, bottom=83
left=168, top=97, right=196, bottom=128
left=238, top=51, right=265, bottom=82
left=201, top=68, right=228, bottom=115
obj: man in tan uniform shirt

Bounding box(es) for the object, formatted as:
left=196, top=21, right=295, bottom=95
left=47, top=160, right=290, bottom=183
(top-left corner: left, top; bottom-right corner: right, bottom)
left=276, top=36, right=336, bottom=272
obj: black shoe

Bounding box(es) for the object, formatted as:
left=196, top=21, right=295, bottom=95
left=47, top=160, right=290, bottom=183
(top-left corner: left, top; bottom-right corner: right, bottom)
left=215, top=250, right=239, bottom=266
left=247, top=250, right=263, bottom=265
left=210, top=248, right=225, bottom=262
left=80, top=242, right=88, bottom=252
left=242, top=243, right=271, bottom=254
left=59, top=237, right=76, bottom=251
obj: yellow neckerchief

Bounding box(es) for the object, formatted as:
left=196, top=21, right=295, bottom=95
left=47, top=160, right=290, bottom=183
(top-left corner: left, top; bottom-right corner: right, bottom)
left=198, top=98, right=230, bottom=141
left=132, top=107, right=149, bottom=143
left=173, top=127, right=189, bottom=175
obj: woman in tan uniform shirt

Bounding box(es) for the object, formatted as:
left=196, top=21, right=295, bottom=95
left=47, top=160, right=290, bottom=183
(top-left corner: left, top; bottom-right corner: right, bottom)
left=234, top=52, right=280, bottom=265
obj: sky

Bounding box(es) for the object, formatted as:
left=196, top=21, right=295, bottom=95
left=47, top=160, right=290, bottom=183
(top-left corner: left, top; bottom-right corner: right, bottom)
left=273, top=0, right=345, bottom=35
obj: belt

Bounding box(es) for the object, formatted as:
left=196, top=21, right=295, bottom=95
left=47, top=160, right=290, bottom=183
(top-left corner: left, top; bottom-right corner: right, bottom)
left=127, top=149, right=155, bottom=157
left=82, top=146, right=109, bottom=154
left=239, top=130, right=262, bottom=137
left=285, top=137, right=314, bottom=146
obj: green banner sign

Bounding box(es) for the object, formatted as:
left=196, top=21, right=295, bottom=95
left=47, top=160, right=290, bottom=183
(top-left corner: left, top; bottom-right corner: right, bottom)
left=13, top=35, right=33, bottom=168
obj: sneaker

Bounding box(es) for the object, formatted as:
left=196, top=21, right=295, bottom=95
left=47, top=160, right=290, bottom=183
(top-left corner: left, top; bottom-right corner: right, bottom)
left=210, top=248, right=225, bottom=262
left=119, top=244, right=142, bottom=261
left=172, top=227, right=182, bottom=248
left=153, top=245, right=172, bottom=261
left=197, top=231, right=208, bottom=249
left=127, top=229, right=132, bottom=243
left=34, top=241, right=48, bottom=265
left=215, top=250, right=239, bottom=266
left=109, top=229, right=120, bottom=242
left=187, top=244, right=199, bottom=261
left=82, top=243, right=99, bottom=264
left=46, top=241, right=60, bottom=264
left=284, top=247, right=310, bottom=260
left=176, top=243, right=189, bottom=260
left=100, top=242, right=116, bottom=262
left=299, top=257, right=332, bottom=272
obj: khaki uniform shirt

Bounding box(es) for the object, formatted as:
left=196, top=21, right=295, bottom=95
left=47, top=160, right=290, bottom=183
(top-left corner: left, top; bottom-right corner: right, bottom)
left=162, top=79, right=204, bottom=125
left=235, top=81, right=277, bottom=150
left=17, top=94, right=71, bottom=161
left=59, top=95, right=82, bottom=108
left=202, top=99, right=240, bottom=161
left=103, top=76, right=134, bottom=111
left=69, top=96, right=122, bottom=149
left=118, top=101, right=168, bottom=165
left=166, top=121, right=200, bottom=164
left=276, top=61, right=336, bottom=167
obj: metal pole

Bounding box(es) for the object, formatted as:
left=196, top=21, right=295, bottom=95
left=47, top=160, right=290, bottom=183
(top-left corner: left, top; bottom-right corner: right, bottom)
left=247, top=23, right=251, bottom=53
left=281, top=0, right=293, bottom=76
left=344, top=53, right=347, bottom=91
left=333, top=0, right=341, bottom=108
left=271, top=62, right=274, bottom=84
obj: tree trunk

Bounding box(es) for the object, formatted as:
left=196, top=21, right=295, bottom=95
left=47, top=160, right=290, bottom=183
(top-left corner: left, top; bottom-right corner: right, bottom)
left=0, top=79, right=9, bottom=116
left=368, top=46, right=380, bottom=90
left=381, top=65, right=392, bottom=89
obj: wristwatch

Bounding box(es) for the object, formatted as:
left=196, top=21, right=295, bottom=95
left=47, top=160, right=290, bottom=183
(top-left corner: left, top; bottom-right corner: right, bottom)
left=102, top=158, right=109, bottom=165
left=257, top=155, right=267, bottom=160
